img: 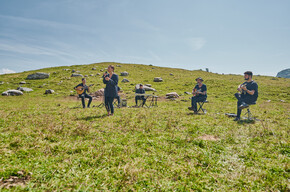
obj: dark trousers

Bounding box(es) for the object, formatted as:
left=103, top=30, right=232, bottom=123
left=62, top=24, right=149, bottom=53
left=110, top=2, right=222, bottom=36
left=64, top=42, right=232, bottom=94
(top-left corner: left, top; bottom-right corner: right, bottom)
left=79, top=93, right=92, bottom=108
left=191, top=96, right=207, bottom=112
left=135, top=96, right=146, bottom=105
left=235, top=93, right=255, bottom=118
left=105, top=96, right=115, bottom=114
left=116, top=95, right=121, bottom=104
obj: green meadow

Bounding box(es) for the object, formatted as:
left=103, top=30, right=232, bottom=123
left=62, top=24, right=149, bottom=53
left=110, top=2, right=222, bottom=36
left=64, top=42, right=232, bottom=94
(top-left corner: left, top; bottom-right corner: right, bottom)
left=0, top=62, right=289, bottom=191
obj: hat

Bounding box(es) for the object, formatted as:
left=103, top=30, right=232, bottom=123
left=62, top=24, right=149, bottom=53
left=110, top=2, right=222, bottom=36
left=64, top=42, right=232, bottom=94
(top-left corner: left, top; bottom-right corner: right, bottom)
left=195, top=77, right=203, bottom=81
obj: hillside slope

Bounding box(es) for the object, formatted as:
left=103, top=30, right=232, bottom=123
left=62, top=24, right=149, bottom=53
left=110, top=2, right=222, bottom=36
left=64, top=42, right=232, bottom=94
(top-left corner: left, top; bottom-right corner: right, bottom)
left=0, top=62, right=289, bottom=191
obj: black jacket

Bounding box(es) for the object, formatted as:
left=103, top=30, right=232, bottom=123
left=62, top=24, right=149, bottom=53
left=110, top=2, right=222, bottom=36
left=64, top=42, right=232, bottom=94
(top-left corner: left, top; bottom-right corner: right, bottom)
left=103, top=73, right=119, bottom=98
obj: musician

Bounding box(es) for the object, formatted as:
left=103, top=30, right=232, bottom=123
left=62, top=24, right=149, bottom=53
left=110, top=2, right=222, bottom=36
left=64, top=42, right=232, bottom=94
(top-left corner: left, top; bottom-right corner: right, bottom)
left=74, top=78, right=92, bottom=108
left=188, top=77, right=207, bottom=113
left=234, top=71, right=258, bottom=121
left=135, top=84, right=146, bottom=106
left=103, top=65, right=119, bottom=116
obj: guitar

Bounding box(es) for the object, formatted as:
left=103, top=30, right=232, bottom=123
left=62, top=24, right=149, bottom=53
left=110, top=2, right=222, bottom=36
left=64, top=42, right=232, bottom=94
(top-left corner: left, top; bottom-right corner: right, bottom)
left=238, top=82, right=247, bottom=94
left=75, top=84, right=94, bottom=95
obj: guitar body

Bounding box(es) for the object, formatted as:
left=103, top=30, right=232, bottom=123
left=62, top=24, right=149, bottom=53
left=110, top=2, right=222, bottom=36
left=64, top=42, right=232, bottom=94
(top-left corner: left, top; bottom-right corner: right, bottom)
left=75, top=84, right=94, bottom=95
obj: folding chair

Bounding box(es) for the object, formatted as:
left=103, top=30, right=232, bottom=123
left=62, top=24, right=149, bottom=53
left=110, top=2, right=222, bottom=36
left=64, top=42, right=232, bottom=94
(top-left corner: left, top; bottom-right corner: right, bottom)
left=197, top=100, right=208, bottom=114
left=242, top=103, right=257, bottom=120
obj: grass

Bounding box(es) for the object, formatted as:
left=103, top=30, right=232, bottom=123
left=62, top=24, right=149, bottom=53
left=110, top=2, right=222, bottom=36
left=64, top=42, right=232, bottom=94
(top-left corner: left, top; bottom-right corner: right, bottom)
left=0, top=62, right=289, bottom=191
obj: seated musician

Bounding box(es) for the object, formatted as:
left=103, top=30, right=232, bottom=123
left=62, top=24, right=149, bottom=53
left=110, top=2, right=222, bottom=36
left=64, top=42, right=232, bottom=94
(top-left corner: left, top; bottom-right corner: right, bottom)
left=74, top=78, right=92, bottom=108
left=188, top=77, right=207, bottom=113
left=135, top=84, right=146, bottom=106
left=234, top=71, right=258, bottom=121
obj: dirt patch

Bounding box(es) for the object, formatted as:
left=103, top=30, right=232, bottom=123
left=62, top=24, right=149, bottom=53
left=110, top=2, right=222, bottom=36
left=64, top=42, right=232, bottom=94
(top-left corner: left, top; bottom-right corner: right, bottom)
left=197, top=135, right=220, bottom=141
left=0, top=171, right=32, bottom=189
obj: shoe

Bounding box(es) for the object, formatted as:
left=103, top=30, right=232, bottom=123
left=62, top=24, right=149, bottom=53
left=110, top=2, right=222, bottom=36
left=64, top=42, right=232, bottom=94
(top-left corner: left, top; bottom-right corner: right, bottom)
left=239, top=102, right=249, bottom=109
left=233, top=117, right=240, bottom=121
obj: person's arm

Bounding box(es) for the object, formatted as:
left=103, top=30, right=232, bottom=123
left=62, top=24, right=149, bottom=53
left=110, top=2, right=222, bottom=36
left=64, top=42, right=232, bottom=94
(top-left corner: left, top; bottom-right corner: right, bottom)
left=107, top=74, right=118, bottom=86
left=201, top=85, right=207, bottom=95
left=242, top=83, right=256, bottom=95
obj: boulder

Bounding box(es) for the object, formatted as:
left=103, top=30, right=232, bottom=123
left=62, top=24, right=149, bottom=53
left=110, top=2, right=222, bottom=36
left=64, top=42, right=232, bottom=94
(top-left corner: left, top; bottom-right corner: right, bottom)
left=17, top=87, right=33, bottom=92
left=96, top=73, right=101, bottom=76
left=184, top=92, right=191, bottom=95
left=92, top=68, right=97, bottom=70
left=2, top=90, right=23, bottom=96
left=166, top=92, right=179, bottom=99
left=145, top=84, right=152, bottom=87
left=121, top=78, right=130, bottom=83
left=85, top=75, right=88, bottom=77
left=90, top=74, right=94, bottom=76
left=154, top=77, right=163, bottom=82
left=170, top=73, right=174, bottom=76
left=71, top=73, right=84, bottom=77
left=276, top=68, right=290, bottom=78
left=19, top=81, right=26, bottom=84
left=72, top=69, right=76, bottom=73
left=45, top=89, right=54, bottom=94
left=135, top=84, right=156, bottom=92
left=120, top=71, right=129, bottom=76
left=27, top=72, right=50, bottom=80
left=95, top=88, right=105, bottom=96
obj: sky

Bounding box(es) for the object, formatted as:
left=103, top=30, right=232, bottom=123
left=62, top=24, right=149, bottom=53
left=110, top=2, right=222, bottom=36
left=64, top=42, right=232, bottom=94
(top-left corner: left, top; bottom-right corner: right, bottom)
left=0, top=0, right=289, bottom=76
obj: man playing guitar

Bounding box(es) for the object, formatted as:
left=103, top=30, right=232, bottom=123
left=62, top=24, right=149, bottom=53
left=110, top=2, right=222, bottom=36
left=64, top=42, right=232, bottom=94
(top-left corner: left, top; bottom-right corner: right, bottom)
left=188, top=77, right=207, bottom=113
left=74, top=78, right=93, bottom=108
left=234, top=71, right=258, bottom=121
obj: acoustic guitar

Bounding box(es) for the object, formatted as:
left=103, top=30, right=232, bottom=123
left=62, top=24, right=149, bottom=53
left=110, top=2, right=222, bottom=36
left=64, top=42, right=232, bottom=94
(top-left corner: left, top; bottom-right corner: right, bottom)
left=75, top=84, right=94, bottom=95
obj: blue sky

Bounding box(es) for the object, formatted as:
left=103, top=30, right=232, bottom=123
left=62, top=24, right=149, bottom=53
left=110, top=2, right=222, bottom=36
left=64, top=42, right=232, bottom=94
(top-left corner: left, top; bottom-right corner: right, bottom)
left=0, top=0, right=289, bottom=76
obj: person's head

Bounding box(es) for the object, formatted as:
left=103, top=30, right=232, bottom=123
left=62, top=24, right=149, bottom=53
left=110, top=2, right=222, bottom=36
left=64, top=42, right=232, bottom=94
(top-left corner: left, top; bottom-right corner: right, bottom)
left=195, top=77, right=203, bottom=84
left=140, top=84, right=143, bottom=89
left=107, top=65, right=115, bottom=73
left=82, top=78, right=86, bottom=84
left=244, top=71, right=253, bottom=80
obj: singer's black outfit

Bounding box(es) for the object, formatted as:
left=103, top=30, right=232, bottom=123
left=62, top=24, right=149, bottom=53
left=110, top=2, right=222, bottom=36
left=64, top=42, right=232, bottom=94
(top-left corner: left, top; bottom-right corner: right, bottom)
left=103, top=73, right=119, bottom=114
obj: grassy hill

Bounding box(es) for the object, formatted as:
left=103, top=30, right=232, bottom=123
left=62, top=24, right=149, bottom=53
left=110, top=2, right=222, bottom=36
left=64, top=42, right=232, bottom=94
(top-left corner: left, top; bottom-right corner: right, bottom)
left=0, top=62, right=289, bottom=191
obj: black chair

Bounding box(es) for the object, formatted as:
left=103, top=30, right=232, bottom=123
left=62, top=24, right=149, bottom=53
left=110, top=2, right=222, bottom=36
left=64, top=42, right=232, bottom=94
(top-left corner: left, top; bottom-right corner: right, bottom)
left=243, top=102, right=256, bottom=120
left=197, top=100, right=209, bottom=114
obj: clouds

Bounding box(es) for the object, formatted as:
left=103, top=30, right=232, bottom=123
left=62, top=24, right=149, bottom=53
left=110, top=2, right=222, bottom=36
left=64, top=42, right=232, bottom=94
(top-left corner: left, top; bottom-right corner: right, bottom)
left=0, top=68, right=15, bottom=74
left=187, top=37, right=206, bottom=51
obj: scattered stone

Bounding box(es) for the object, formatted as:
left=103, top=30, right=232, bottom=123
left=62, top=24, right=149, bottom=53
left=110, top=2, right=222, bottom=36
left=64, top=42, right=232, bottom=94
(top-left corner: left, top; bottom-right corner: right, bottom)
left=27, top=72, right=50, bottom=80
left=121, top=78, right=130, bottom=83
left=116, top=65, right=121, bottom=67
left=71, top=73, right=84, bottom=77
left=63, top=69, right=70, bottom=71
left=17, top=87, right=33, bottom=92
left=154, top=77, right=163, bottom=82
left=90, top=74, right=94, bottom=76
left=53, top=72, right=57, bottom=74
left=95, top=88, right=105, bottom=96
left=0, top=81, right=4, bottom=85
left=70, top=91, right=75, bottom=96
left=170, top=73, right=174, bottom=76
left=184, top=92, right=191, bottom=95
left=135, top=84, right=156, bottom=91
left=57, top=81, right=63, bottom=85
left=267, top=100, right=271, bottom=102
left=166, top=92, right=179, bottom=99
left=120, top=71, right=129, bottom=76
left=85, top=75, right=88, bottom=77
left=100, top=69, right=104, bottom=72
left=19, top=81, right=26, bottom=84
left=280, top=100, right=285, bottom=102
left=2, top=90, right=23, bottom=96
left=276, top=68, right=290, bottom=78
left=145, top=84, right=152, bottom=87
left=72, top=69, right=76, bottom=73
left=45, top=89, right=54, bottom=94
left=96, top=73, right=101, bottom=76
left=92, top=68, right=97, bottom=70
